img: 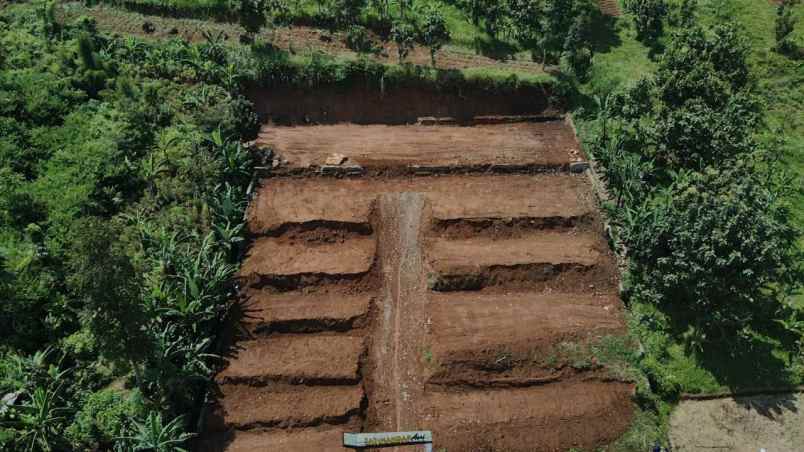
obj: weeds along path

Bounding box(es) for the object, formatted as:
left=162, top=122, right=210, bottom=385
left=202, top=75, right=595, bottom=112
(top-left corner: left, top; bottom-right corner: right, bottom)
left=199, top=118, right=635, bottom=451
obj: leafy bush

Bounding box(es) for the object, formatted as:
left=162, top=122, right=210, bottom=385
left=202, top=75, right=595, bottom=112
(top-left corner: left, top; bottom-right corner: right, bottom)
left=624, top=0, right=668, bottom=42
left=345, top=24, right=377, bottom=54
left=66, top=388, right=146, bottom=448
left=775, top=0, right=801, bottom=55
left=390, top=19, right=416, bottom=63
left=625, top=159, right=802, bottom=330
left=419, top=5, right=450, bottom=66
left=606, top=25, right=758, bottom=173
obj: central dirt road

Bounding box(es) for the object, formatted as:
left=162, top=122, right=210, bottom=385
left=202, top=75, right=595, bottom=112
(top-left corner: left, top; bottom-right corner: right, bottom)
left=201, top=119, right=634, bottom=451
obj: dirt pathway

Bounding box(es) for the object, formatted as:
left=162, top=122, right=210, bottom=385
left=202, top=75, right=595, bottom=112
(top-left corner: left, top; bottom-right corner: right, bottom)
left=200, top=117, right=635, bottom=451
left=670, top=393, right=804, bottom=451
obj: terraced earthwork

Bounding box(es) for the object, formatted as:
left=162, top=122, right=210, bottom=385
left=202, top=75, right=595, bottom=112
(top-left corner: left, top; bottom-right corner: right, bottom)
left=201, top=113, right=635, bottom=451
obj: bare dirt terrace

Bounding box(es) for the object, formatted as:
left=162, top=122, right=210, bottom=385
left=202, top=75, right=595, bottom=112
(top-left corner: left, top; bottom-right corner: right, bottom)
left=199, top=95, right=635, bottom=451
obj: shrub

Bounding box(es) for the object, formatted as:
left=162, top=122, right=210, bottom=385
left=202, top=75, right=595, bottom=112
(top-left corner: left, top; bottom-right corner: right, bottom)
left=624, top=0, right=668, bottom=42
left=345, top=24, right=376, bottom=54
left=626, top=160, right=801, bottom=331
left=420, top=5, right=450, bottom=66
left=390, top=20, right=416, bottom=63
left=66, top=388, right=146, bottom=448
left=775, top=0, right=801, bottom=55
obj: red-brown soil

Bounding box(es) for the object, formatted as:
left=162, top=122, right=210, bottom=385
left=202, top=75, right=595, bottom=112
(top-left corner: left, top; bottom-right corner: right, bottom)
left=240, top=235, right=376, bottom=279
left=202, top=113, right=634, bottom=450
left=216, top=335, right=364, bottom=384
left=258, top=121, right=582, bottom=171
left=200, top=427, right=353, bottom=452
left=599, top=0, right=623, bottom=16
left=426, top=292, right=625, bottom=376
left=423, top=381, right=635, bottom=451
left=240, top=290, right=372, bottom=334
left=249, top=85, right=560, bottom=125
left=247, top=173, right=593, bottom=234
left=208, top=383, right=363, bottom=431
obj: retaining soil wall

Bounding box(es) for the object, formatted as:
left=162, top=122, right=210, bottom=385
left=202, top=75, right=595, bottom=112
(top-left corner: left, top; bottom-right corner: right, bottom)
left=246, top=83, right=560, bottom=125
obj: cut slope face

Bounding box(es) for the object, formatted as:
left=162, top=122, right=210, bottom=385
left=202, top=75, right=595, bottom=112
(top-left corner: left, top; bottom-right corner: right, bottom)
left=202, top=117, right=634, bottom=451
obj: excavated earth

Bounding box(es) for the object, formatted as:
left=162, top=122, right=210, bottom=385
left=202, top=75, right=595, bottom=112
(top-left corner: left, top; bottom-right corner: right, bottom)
left=200, top=116, right=635, bottom=451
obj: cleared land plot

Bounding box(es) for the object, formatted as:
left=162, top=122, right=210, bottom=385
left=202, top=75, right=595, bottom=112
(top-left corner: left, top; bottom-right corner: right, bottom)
left=258, top=121, right=582, bottom=171
left=240, top=291, right=372, bottom=334
left=209, top=116, right=632, bottom=450
left=239, top=235, right=376, bottom=278
left=216, top=335, right=364, bottom=384
left=427, top=292, right=624, bottom=370
left=199, top=427, right=351, bottom=452
left=428, top=233, right=605, bottom=269
left=425, top=232, right=618, bottom=291
left=247, top=174, right=593, bottom=234
left=210, top=384, right=364, bottom=430
left=422, top=381, right=634, bottom=452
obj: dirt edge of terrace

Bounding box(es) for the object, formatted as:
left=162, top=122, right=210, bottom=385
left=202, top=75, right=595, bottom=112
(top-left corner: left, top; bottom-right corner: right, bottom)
left=247, top=83, right=560, bottom=125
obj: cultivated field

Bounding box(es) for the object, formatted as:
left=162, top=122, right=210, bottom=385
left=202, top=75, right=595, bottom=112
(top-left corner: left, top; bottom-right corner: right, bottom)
left=200, top=97, right=635, bottom=451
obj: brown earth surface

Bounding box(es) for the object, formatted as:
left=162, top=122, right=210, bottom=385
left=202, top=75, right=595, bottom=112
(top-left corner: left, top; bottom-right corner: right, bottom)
left=250, top=85, right=561, bottom=125
left=599, top=0, right=623, bottom=16
left=247, top=173, right=594, bottom=234
left=216, top=335, right=364, bottom=384
left=258, top=121, right=582, bottom=172
left=240, top=235, right=376, bottom=279
left=423, top=381, right=635, bottom=451
left=670, top=393, right=804, bottom=452
left=426, top=292, right=625, bottom=376
left=202, top=110, right=634, bottom=450
left=240, top=290, right=372, bottom=334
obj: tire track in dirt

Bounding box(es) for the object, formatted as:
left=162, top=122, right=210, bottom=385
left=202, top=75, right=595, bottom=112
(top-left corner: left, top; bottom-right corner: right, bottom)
left=368, top=193, right=427, bottom=437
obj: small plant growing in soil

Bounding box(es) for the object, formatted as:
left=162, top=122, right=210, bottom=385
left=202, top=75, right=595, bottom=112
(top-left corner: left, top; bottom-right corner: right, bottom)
left=346, top=24, right=377, bottom=54
left=420, top=5, right=450, bottom=67
left=239, top=0, right=267, bottom=42
left=390, top=20, right=416, bottom=63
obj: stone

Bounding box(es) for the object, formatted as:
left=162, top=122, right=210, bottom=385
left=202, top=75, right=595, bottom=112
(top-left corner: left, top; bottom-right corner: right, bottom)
left=325, top=153, right=347, bottom=165
left=570, top=161, right=590, bottom=173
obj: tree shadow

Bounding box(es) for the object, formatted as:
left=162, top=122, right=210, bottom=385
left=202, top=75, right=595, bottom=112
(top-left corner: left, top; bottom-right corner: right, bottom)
left=661, top=298, right=801, bottom=418
left=472, top=35, right=520, bottom=61
left=587, top=8, right=622, bottom=55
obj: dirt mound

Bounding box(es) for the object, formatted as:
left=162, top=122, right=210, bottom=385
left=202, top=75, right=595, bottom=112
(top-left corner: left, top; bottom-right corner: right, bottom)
left=202, top=118, right=633, bottom=451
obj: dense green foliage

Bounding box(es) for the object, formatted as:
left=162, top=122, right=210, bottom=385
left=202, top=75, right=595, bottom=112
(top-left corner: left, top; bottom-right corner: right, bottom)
left=775, top=0, right=801, bottom=55
left=0, top=3, right=259, bottom=449
left=587, top=11, right=803, bottom=404
left=0, top=2, right=562, bottom=449
left=1, top=0, right=801, bottom=450
left=623, top=0, right=668, bottom=42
